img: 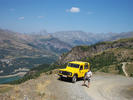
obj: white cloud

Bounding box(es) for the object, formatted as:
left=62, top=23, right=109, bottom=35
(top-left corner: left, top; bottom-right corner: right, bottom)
left=66, top=7, right=80, bottom=13
left=38, top=16, right=44, bottom=18
left=18, top=17, right=24, bottom=20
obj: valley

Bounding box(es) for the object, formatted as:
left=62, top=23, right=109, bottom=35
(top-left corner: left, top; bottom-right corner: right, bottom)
left=0, top=0, right=132, bottom=99
left=0, top=28, right=133, bottom=83
left=0, top=30, right=133, bottom=100
left=0, top=29, right=71, bottom=76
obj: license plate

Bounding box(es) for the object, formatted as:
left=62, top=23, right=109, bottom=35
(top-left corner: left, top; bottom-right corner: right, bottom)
left=62, top=75, right=67, bottom=78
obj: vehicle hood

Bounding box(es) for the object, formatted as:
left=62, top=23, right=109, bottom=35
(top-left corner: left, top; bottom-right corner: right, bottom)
left=59, top=67, right=79, bottom=73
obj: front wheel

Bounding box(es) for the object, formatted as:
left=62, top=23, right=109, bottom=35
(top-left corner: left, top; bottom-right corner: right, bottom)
left=58, top=76, right=62, bottom=80
left=72, top=75, right=77, bottom=83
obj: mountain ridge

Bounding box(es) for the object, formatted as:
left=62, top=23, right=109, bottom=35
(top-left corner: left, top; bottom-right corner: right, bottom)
left=0, top=28, right=133, bottom=76
left=52, top=31, right=133, bottom=46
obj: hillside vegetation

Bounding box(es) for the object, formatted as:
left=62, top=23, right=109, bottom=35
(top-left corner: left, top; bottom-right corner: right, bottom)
left=58, top=38, right=133, bottom=76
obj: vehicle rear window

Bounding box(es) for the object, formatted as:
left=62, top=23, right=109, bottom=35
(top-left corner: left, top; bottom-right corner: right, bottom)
left=84, top=63, right=88, bottom=69
left=68, top=63, right=79, bottom=68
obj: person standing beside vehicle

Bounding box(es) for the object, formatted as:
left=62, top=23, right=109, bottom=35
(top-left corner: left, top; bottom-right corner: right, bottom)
left=82, top=70, right=92, bottom=88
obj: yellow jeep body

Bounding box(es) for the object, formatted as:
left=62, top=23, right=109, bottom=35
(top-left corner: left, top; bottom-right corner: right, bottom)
left=58, top=61, right=90, bottom=80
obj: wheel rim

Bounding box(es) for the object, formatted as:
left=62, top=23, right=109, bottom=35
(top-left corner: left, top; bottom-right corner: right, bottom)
left=73, top=75, right=77, bottom=82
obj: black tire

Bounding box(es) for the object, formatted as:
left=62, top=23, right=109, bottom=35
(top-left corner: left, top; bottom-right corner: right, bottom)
left=58, top=76, right=62, bottom=80
left=72, top=75, right=77, bottom=83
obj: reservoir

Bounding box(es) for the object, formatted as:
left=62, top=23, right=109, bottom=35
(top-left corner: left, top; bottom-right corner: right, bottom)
left=0, top=76, right=21, bottom=84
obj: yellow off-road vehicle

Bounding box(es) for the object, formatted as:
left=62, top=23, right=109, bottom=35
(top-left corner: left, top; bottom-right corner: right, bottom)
left=58, top=61, right=90, bottom=83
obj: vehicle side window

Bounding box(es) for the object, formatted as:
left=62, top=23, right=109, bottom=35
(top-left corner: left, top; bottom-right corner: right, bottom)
left=80, top=65, right=83, bottom=70
left=84, top=63, right=88, bottom=69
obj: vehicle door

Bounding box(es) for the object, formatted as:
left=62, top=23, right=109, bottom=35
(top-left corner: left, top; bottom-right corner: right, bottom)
left=79, top=65, right=84, bottom=77
left=84, top=63, right=89, bottom=75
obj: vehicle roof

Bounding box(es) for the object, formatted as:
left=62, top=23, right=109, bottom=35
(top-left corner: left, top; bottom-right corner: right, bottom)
left=69, top=61, right=89, bottom=65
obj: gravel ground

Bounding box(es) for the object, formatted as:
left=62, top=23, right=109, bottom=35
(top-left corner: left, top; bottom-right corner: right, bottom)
left=0, top=72, right=133, bottom=100
left=46, top=73, right=133, bottom=100
left=46, top=75, right=92, bottom=100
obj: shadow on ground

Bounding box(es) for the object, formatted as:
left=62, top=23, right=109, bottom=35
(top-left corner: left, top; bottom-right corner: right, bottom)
left=58, top=77, right=84, bottom=83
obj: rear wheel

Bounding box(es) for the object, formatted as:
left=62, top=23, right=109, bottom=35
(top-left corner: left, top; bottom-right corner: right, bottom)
left=72, top=75, right=77, bottom=83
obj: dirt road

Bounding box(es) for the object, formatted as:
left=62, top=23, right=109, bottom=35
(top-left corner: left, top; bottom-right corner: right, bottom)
left=122, top=62, right=129, bottom=77
left=84, top=73, right=133, bottom=100
left=0, top=72, right=133, bottom=100
left=46, top=73, right=133, bottom=100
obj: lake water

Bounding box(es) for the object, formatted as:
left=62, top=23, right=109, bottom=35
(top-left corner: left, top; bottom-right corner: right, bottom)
left=0, top=76, right=21, bottom=84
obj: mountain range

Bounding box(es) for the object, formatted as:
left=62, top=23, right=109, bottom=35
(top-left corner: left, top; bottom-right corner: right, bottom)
left=0, top=28, right=133, bottom=75
left=34, top=30, right=133, bottom=46
left=53, top=31, right=133, bottom=46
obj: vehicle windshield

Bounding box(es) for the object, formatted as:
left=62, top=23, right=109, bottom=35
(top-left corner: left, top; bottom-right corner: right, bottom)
left=68, top=63, right=79, bottom=68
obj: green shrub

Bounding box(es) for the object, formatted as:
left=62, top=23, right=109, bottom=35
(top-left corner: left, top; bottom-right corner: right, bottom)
left=117, top=64, right=123, bottom=74
left=131, top=73, right=133, bottom=77
left=101, top=67, right=109, bottom=73
left=82, top=52, right=117, bottom=72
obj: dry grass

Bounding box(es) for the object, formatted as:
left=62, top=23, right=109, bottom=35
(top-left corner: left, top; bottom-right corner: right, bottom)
left=0, top=84, right=13, bottom=93
left=14, top=85, right=21, bottom=93
left=126, top=63, right=133, bottom=76
left=9, top=95, right=17, bottom=100
left=36, top=80, right=50, bottom=98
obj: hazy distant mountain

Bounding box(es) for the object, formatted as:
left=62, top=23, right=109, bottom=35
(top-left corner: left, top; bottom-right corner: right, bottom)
left=28, top=30, right=49, bottom=36
left=106, top=32, right=133, bottom=41
left=52, top=31, right=133, bottom=46
left=53, top=31, right=96, bottom=46
left=52, top=31, right=114, bottom=46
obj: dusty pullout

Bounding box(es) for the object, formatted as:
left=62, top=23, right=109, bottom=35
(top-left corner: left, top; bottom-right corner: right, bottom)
left=46, top=73, right=133, bottom=100
left=0, top=72, right=133, bottom=100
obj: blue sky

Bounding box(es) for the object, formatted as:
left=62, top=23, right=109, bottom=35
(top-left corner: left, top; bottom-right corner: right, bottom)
left=0, top=0, right=132, bottom=33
